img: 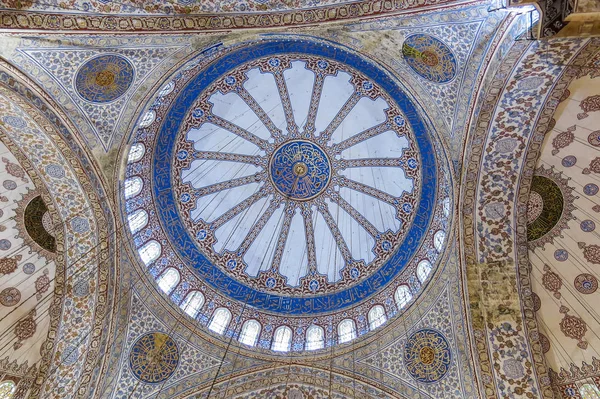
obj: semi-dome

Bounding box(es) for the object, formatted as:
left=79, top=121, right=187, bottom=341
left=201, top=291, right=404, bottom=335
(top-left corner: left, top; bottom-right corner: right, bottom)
left=122, top=36, right=452, bottom=352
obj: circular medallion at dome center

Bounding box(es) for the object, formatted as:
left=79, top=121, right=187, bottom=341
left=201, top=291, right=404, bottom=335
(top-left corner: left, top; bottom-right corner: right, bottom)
left=270, top=140, right=330, bottom=200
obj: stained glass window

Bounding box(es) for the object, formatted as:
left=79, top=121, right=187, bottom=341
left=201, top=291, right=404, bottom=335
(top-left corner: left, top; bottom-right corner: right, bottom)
left=139, top=110, right=155, bottom=127
left=306, top=325, right=325, bottom=351
left=580, top=383, right=600, bottom=399
left=395, top=285, right=413, bottom=310
left=128, top=209, right=148, bottom=234
left=128, top=143, right=145, bottom=163
left=209, top=308, right=231, bottom=335
left=0, top=381, right=15, bottom=399
left=338, top=319, right=356, bottom=344
left=138, top=240, right=161, bottom=265
left=180, top=291, right=204, bottom=318
left=157, top=268, right=179, bottom=294
left=239, top=320, right=261, bottom=347
left=434, top=230, right=446, bottom=252
left=272, top=326, right=292, bottom=352
left=124, top=176, right=143, bottom=199
left=417, top=259, right=433, bottom=283
left=368, top=305, right=387, bottom=330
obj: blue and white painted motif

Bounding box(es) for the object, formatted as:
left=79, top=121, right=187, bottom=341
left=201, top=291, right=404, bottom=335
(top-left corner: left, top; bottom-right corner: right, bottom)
left=75, top=54, right=134, bottom=103
left=153, top=39, right=437, bottom=314
left=129, top=332, right=179, bottom=384
left=269, top=140, right=331, bottom=200
left=404, top=328, right=452, bottom=383
left=122, top=36, right=453, bottom=351
left=402, top=34, right=457, bottom=84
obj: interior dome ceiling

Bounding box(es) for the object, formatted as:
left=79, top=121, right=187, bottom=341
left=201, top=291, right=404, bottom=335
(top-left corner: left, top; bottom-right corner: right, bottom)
left=123, top=36, right=453, bottom=351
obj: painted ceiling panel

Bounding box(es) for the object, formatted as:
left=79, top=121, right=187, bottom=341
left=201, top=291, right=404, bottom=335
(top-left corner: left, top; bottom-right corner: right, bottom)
left=0, top=0, right=453, bottom=15
left=529, top=65, right=600, bottom=380
left=0, top=138, right=56, bottom=373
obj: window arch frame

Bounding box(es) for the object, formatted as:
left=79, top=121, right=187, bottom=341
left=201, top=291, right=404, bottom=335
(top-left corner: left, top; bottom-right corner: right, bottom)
left=128, top=208, right=148, bottom=235
left=139, top=109, right=156, bottom=128
left=395, top=284, right=413, bottom=310
left=416, top=259, right=433, bottom=284
left=127, top=142, right=145, bottom=163
left=442, top=197, right=451, bottom=217
left=368, top=304, right=387, bottom=330
left=271, top=326, right=292, bottom=352
left=239, top=319, right=262, bottom=347
left=434, top=230, right=446, bottom=252
left=138, top=240, right=161, bottom=265
left=124, top=176, right=143, bottom=199
left=305, top=325, right=325, bottom=351
left=180, top=290, right=205, bottom=319
left=337, top=319, right=357, bottom=344
left=208, top=307, right=232, bottom=335
left=158, top=81, right=175, bottom=97
left=157, top=267, right=180, bottom=295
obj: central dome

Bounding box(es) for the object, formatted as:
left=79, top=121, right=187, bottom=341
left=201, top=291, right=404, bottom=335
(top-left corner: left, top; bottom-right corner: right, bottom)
left=173, top=49, right=419, bottom=295
left=123, top=37, right=452, bottom=351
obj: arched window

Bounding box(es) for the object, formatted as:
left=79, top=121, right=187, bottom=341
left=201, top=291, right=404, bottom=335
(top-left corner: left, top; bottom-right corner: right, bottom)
left=580, top=383, right=600, bottom=399
left=395, top=285, right=413, bottom=310
left=306, top=325, right=325, bottom=351
left=417, top=260, right=433, bottom=283
left=0, top=380, right=16, bottom=399
left=208, top=308, right=231, bottom=335
left=124, top=176, right=143, bottom=199
left=180, top=291, right=204, bottom=318
left=272, top=326, right=292, bottom=352
left=128, top=209, right=148, bottom=234
left=368, top=305, right=387, bottom=330
left=139, top=110, right=155, bottom=127
left=434, top=230, right=446, bottom=252
left=442, top=197, right=451, bottom=217
left=239, top=320, right=261, bottom=347
left=158, top=81, right=175, bottom=97
left=157, top=268, right=179, bottom=294
left=338, top=319, right=357, bottom=344
left=127, top=143, right=145, bottom=163
left=138, top=240, right=161, bottom=265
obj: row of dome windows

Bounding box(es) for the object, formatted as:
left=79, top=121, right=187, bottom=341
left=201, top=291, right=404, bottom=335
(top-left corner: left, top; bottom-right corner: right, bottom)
left=124, top=142, right=442, bottom=350
left=150, top=260, right=430, bottom=351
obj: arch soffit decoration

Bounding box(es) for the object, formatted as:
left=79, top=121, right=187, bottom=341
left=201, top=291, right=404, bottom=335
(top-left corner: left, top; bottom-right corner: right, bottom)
left=0, top=121, right=65, bottom=393
left=461, top=33, right=600, bottom=399
left=0, top=59, right=117, bottom=398
left=0, top=0, right=459, bottom=33
left=173, top=364, right=399, bottom=399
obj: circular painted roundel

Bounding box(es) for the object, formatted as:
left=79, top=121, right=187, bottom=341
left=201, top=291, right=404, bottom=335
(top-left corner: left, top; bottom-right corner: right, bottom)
left=129, top=332, right=179, bottom=383
left=269, top=140, right=331, bottom=200
left=75, top=54, right=134, bottom=103
left=128, top=38, right=448, bottom=322
left=404, top=329, right=451, bottom=383
left=402, top=34, right=457, bottom=83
